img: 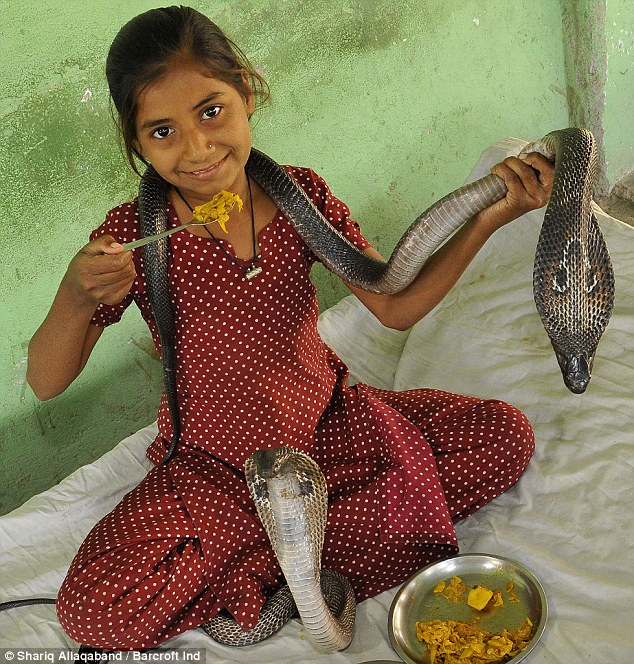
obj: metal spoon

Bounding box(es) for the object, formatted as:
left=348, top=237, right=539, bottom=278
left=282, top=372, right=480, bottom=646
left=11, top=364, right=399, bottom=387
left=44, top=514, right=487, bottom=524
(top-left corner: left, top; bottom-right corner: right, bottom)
left=121, top=218, right=222, bottom=251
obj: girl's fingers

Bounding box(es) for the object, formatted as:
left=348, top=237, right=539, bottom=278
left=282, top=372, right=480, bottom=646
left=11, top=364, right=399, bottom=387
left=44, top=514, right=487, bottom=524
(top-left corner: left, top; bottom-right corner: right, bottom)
left=76, top=236, right=135, bottom=277
left=492, top=155, right=552, bottom=208
left=81, top=268, right=136, bottom=305
left=86, top=234, right=128, bottom=255
left=66, top=237, right=136, bottom=305
left=519, top=152, right=555, bottom=187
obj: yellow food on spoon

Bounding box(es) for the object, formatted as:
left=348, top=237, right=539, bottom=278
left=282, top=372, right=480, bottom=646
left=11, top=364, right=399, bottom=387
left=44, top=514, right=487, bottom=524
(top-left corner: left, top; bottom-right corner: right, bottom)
left=191, top=191, right=243, bottom=233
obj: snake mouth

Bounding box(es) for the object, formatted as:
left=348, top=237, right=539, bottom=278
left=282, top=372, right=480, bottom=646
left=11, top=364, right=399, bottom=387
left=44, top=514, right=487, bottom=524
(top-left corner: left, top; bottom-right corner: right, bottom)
left=555, top=351, right=593, bottom=394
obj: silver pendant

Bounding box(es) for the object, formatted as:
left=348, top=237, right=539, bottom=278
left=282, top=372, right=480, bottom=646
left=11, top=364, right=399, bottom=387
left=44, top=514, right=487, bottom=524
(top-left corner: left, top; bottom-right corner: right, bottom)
left=244, top=264, right=263, bottom=281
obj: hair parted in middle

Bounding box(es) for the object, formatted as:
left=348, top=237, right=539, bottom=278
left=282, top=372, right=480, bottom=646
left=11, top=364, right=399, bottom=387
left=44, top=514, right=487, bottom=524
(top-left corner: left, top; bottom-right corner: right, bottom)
left=105, top=5, right=270, bottom=174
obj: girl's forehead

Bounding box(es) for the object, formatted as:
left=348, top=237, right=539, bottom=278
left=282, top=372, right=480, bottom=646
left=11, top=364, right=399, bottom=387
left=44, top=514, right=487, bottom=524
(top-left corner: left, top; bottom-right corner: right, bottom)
left=142, top=62, right=230, bottom=100
left=135, top=65, right=237, bottom=119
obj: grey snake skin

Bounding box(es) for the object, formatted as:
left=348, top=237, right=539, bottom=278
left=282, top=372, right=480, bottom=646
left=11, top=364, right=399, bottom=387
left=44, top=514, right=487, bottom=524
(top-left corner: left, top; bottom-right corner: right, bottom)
left=0, top=128, right=614, bottom=651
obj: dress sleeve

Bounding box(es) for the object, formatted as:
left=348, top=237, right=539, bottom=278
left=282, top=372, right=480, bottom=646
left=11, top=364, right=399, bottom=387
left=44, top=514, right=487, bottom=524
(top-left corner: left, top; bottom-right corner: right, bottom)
left=284, top=167, right=372, bottom=252
left=88, top=202, right=141, bottom=328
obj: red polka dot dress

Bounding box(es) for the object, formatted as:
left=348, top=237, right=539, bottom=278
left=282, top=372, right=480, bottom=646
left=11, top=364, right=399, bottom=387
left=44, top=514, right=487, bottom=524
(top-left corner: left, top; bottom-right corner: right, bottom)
left=56, top=166, right=534, bottom=649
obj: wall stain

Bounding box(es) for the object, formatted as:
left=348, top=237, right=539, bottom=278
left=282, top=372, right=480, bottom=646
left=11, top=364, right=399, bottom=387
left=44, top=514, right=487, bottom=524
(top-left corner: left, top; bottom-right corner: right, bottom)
left=134, top=357, right=153, bottom=381
left=129, top=336, right=160, bottom=361
left=33, top=402, right=55, bottom=436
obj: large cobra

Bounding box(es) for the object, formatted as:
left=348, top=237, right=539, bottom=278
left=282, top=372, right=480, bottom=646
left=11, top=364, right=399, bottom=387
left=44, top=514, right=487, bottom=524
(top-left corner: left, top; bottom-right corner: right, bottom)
left=244, top=448, right=355, bottom=651
left=527, top=129, right=614, bottom=393
left=0, top=128, right=615, bottom=650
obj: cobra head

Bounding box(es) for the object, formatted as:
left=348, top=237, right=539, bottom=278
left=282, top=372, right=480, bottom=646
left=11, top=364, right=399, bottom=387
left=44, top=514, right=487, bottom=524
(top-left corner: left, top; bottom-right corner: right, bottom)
left=244, top=447, right=308, bottom=501
left=553, top=348, right=594, bottom=394
left=531, top=128, right=614, bottom=394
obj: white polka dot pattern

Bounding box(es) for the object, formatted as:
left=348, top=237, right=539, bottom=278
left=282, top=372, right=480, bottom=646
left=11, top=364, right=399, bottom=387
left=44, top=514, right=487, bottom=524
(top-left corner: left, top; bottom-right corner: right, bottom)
left=56, top=167, right=535, bottom=649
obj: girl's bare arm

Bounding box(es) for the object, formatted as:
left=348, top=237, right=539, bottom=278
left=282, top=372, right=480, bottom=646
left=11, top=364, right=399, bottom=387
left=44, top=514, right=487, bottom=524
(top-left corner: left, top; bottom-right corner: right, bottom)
left=349, top=153, right=554, bottom=330
left=27, top=235, right=136, bottom=400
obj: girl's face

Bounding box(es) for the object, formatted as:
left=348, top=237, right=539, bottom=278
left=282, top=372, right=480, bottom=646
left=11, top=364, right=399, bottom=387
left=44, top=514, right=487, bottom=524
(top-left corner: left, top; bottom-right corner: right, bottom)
left=133, top=60, right=255, bottom=208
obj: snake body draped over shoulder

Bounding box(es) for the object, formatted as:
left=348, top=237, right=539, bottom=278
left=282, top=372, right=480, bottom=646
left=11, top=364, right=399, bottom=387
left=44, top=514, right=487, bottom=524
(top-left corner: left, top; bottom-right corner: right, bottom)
left=137, top=127, right=615, bottom=649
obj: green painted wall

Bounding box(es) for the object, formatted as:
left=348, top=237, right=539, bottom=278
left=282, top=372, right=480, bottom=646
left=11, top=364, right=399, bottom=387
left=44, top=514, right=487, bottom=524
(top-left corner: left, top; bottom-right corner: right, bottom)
left=605, top=0, right=634, bottom=187
left=1, top=0, right=629, bottom=515
left=561, top=0, right=634, bottom=196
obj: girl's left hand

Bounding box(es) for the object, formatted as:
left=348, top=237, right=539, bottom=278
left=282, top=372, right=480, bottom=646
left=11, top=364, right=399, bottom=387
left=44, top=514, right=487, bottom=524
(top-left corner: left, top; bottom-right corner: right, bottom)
left=477, top=152, right=555, bottom=233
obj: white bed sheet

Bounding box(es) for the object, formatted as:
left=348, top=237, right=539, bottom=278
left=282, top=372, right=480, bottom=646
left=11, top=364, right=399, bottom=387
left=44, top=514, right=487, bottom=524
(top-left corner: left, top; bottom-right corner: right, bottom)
left=2, top=139, right=633, bottom=662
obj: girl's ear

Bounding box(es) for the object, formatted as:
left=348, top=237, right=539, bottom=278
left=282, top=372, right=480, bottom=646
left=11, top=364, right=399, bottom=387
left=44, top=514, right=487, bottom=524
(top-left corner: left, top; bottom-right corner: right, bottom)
left=241, top=73, right=257, bottom=117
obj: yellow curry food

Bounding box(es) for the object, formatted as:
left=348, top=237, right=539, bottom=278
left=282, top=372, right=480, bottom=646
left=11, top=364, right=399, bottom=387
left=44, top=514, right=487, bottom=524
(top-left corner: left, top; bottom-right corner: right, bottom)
left=416, top=617, right=533, bottom=664
left=433, top=576, right=468, bottom=602
left=506, top=581, right=521, bottom=604
left=192, top=191, right=243, bottom=233
left=417, top=575, right=534, bottom=663
left=467, top=586, right=495, bottom=611
left=432, top=575, right=503, bottom=612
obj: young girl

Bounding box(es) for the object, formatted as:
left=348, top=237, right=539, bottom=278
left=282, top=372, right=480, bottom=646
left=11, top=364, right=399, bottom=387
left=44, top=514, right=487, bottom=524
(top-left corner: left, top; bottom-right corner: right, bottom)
left=27, top=6, right=553, bottom=650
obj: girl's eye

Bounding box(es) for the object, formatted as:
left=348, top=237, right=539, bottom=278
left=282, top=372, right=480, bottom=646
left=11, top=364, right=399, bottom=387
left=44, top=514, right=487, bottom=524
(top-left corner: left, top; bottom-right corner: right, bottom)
left=202, top=106, right=221, bottom=120
left=152, top=126, right=174, bottom=140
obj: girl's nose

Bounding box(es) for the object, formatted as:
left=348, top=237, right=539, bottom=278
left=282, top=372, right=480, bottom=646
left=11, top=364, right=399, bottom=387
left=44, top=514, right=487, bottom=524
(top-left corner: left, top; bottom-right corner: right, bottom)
left=185, top=128, right=213, bottom=162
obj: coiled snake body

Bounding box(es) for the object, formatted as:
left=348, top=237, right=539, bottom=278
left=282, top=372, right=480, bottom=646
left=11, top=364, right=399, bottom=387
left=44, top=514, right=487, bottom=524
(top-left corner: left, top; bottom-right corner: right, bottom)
left=0, top=128, right=614, bottom=651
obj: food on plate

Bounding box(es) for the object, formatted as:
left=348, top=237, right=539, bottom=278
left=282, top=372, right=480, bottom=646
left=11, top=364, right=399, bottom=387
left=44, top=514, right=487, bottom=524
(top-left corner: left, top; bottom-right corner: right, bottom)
left=507, top=581, right=521, bottom=604
left=192, top=191, right=243, bottom=233
left=416, top=574, right=534, bottom=661
left=415, top=616, right=534, bottom=664
left=489, top=589, right=504, bottom=608
left=433, top=575, right=468, bottom=602
left=467, top=586, right=494, bottom=611
left=434, top=575, right=506, bottom=612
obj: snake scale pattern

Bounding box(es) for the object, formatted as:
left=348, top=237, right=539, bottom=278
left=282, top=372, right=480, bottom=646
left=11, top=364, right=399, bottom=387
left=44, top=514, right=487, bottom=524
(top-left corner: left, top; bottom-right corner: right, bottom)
left=0, top=128, right=614, bottom=652
left=527, top=129, right=614, bottom=393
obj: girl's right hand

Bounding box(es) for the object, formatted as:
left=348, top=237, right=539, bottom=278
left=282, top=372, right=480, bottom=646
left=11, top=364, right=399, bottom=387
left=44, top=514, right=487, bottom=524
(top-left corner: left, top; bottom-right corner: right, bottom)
left=63, top=234, right=136, bottom=306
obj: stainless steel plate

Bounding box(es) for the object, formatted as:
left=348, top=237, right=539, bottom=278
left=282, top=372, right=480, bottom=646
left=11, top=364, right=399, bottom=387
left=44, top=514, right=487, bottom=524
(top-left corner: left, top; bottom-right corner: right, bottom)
left=388, top=554, right=547, bottom=664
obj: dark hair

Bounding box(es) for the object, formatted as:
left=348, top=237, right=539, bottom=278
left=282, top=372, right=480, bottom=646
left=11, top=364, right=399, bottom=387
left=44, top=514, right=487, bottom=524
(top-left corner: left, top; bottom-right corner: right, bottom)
left=106, top=6, right=270, bottom=174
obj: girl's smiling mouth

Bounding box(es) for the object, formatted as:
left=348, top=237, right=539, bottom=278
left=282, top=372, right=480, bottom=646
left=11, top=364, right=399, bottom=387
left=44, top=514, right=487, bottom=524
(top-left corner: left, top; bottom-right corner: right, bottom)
left=185, top=155, right=228, bottom=179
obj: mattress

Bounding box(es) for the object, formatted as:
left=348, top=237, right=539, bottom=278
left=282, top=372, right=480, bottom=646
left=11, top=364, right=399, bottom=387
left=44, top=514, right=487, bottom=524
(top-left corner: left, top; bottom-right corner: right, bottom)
left=2, top=138, right=633, bottom=662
